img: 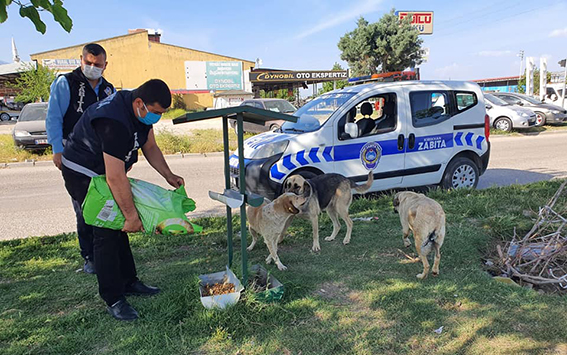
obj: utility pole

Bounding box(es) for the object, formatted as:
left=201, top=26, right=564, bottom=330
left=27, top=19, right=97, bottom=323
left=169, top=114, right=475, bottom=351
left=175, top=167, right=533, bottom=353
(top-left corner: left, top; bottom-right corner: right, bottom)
left=518, top=50, right=524, bottom=85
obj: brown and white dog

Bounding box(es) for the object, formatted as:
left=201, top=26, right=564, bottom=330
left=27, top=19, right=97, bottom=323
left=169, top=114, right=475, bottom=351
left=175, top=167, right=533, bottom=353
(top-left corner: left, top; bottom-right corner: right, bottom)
left=393, top=191, right=446, bottom=279
left=284, top=171, right=373, bottom=251
left=247, top=192, right=308, bottom=270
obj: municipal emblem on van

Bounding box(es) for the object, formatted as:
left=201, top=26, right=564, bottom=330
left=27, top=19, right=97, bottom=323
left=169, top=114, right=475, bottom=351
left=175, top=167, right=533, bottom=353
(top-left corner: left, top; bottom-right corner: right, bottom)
left=360, top=142, right=382, bottom=170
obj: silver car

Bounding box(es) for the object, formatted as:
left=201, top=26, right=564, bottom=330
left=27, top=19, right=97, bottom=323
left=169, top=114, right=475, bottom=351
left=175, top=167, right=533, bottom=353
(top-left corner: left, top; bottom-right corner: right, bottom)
left=12, top=103, right=49, bottom=150
left=484, top=93, right=536, bottom=132
left=493, top=92, right=567, bottom=126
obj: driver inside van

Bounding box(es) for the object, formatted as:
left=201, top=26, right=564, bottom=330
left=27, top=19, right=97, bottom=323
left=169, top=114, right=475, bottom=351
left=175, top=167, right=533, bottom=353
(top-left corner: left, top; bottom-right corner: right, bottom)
left=340, top=95, right=397, bottom=139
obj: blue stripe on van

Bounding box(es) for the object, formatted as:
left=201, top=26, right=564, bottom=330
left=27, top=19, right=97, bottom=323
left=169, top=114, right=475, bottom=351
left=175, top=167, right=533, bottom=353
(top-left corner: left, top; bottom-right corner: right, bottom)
left=296, top=150, right=309, bottom=165
left=465, top=132, right=474, bottom=146
left=309, top=147, right=321, bottom=163
left=455, top=132, right=464, bottom=146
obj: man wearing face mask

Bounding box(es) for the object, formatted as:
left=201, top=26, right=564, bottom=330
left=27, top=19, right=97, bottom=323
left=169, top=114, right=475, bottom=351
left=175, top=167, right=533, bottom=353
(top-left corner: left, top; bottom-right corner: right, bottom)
left=60, top=79, right=183, bottom=321
left=46, top=43, right=115, bottom=274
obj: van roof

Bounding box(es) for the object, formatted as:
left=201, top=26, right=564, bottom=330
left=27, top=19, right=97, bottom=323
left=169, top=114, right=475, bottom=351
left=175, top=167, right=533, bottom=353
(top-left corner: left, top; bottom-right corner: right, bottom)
left=333, top=80, right=480, bottom=94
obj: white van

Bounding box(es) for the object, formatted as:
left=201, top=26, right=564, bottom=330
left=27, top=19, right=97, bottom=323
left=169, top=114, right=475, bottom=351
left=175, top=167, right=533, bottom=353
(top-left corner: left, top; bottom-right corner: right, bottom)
left=230, top=80, right=490, bottom=200
left=545, top=83, right=567, bottom=109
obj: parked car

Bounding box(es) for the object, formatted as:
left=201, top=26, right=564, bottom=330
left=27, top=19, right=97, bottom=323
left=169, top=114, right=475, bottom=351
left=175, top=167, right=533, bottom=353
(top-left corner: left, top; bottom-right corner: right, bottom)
left=484, top=93, right=536, bottom=132
left=0, top=100, right=24, bottom=121
left=229, top=99, right=297, bottom=133
left=493, top=92, right=567, bottom=126
left=229, top=80, right=491, bottom=200
left=12, top=103, right=49, bottom=150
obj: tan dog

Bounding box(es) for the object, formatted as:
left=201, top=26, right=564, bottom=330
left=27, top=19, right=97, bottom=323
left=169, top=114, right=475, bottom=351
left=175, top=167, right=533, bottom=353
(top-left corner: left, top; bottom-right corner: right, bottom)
left=247, top=192, right=308, bottom=270
left=284, top=172, right=373, bottom=251
left=393, top=191, right=446, bottom=279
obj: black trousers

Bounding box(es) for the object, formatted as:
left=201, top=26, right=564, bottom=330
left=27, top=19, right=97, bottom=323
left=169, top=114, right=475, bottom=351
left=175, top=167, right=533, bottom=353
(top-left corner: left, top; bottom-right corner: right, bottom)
left=70, top=198, right=94, bottom=261
left=62, top=166, right=138, bottom=306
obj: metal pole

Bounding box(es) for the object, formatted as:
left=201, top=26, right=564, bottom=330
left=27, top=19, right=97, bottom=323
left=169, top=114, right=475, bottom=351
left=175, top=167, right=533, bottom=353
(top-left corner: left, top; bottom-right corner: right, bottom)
left=222, top=117, right=233, bottom=267
left=236, top=113, right=248, bottom=285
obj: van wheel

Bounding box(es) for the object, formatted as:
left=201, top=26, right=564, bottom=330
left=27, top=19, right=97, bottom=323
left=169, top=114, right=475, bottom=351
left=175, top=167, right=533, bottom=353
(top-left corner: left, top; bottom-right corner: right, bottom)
left=0, top=112, right=10, bottom=121
left=441, top=157, right=479, bottom=189
left=494, top=117, right=512, bottom=132
left=535, top=112, right=546, bottom=126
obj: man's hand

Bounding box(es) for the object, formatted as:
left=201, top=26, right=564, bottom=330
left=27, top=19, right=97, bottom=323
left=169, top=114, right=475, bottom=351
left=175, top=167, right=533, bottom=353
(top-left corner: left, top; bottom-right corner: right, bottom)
left=165, top=173, right=185, bottom=188
left=53, top=153, right=62, bottom=170
left=122, top=216, right=144, bottom=233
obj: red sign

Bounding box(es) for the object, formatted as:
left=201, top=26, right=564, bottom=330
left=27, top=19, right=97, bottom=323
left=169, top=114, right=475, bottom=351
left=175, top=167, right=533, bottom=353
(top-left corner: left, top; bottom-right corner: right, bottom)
left=397, top=11, right=434, bottom=35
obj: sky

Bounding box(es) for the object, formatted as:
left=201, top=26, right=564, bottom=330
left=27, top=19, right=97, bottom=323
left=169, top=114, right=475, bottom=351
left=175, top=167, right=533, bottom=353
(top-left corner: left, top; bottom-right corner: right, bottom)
left=1, top=0, right=567, bottom=83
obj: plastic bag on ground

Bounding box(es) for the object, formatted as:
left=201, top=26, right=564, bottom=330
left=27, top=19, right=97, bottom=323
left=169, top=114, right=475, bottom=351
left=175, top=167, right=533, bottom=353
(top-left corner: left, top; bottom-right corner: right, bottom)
left=82, top=176, right=202, bottom=235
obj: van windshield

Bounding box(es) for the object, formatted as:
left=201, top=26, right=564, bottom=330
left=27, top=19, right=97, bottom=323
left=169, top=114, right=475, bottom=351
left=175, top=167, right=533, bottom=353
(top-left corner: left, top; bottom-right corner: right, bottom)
left=282, top=92, right=355, bottom=133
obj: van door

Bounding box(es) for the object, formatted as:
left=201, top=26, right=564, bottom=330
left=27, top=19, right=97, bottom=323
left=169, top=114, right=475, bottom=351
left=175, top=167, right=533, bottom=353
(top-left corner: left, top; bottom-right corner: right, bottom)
left=332, top=90, right=405, bottom=190
left=402, top=87, right=457, bottom=187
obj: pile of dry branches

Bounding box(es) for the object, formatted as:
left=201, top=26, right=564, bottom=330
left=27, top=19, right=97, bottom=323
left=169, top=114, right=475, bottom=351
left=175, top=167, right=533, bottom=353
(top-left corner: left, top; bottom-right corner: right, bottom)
left=497, top=181, right=567, bottom=291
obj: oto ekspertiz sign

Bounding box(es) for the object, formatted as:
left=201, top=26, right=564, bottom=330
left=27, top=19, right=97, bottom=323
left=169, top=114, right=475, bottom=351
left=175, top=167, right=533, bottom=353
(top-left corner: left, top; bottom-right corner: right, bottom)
left=250, top=70, right=348, bottom=83
left=396, top=11, right=434, bottom=35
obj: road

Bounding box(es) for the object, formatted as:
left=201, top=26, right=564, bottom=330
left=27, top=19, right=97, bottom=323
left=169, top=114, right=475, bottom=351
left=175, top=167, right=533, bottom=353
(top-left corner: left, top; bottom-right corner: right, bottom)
left=1, top=132, right=566, bottom=241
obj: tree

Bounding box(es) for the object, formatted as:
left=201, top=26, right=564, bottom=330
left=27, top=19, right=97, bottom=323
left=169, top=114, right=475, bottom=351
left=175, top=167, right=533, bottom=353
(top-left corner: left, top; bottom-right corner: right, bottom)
left=318, top=63, right=348, bottom=95
left=517, top=69, right=552, bottom=95
left=0, top=0, right=72, bottom=34
left=338, top=9, right=423, bottom=76
left=9, top=63, right=57, bottom=103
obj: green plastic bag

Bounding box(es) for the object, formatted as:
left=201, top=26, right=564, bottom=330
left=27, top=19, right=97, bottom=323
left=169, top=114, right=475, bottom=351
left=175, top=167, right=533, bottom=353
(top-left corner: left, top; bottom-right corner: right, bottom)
left=82, top=176, right=202, bottom=235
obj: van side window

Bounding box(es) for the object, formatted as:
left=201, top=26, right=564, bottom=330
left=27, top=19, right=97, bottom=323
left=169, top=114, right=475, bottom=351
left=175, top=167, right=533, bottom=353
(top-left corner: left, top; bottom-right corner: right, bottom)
left=455, top=92, right=477, bottom=112
left=337, top=93, right=397, bottom=140
left=410, top=91, right=452, bottom=127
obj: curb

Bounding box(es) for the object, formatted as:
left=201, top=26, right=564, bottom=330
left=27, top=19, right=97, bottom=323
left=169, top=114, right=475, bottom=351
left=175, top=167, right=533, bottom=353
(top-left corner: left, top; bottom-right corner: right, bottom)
left=490, top=128, right=567, bottom=139
left=0, top=151, right=226, bottom=169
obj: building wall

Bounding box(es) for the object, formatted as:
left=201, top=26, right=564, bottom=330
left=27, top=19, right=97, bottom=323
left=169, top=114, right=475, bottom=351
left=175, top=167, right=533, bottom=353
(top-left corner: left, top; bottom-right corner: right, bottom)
left=30, top=31, right=255, bottom=99
left=182, top=93, right=213, bottom=110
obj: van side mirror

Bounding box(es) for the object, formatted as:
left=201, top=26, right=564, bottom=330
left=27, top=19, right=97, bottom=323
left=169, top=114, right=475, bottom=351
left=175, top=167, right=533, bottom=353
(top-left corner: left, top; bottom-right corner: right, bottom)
left=345, top=122, right=359, bottom=138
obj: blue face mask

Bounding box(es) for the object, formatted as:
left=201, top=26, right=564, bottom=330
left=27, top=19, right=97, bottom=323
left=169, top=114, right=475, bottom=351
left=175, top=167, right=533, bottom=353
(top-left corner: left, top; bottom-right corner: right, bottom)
left=137, top=102, right=161, bottom=125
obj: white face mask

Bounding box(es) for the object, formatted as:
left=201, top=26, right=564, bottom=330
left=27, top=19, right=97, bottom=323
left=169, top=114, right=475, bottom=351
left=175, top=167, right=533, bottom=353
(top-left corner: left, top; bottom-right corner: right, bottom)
left=82, top=65, right=103, bottom=80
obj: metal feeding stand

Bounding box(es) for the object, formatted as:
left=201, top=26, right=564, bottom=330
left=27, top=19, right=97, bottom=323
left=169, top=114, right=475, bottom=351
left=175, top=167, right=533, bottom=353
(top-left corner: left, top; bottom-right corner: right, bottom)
left=173, top=106, right=297, bottom=284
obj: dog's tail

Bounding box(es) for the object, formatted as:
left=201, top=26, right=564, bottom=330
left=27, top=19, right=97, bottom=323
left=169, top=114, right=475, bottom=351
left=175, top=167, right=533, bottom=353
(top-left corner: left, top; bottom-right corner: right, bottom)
left=350, top=171, right=374, bottom=193
left=421, top=224, right=444, bottom=254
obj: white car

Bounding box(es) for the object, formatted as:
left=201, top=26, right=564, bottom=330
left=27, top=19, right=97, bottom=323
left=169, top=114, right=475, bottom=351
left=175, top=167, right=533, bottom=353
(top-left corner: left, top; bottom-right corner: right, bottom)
left=484, top=93, right=536, bottom=132
left=230, top=80, right=491, bottom=200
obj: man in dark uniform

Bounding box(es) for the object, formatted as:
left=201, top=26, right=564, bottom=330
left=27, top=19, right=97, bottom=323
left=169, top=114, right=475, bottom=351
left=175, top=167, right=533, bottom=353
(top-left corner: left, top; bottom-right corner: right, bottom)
left=46, top=43, right=115, bottom=274
left=61, top=79, right=184, bottom=321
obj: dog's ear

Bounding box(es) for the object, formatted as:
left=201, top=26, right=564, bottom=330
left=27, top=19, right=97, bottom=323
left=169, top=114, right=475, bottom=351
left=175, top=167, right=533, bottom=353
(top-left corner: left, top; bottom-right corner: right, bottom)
left=302, top=181, right=313, bottom=199
left=392, top=194, right=400, bottom=208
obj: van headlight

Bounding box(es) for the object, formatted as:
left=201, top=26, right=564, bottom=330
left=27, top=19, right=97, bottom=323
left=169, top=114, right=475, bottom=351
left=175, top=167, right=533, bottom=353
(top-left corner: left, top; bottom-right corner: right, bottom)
left=249, top=140, right=289, bottom=159
left=14, top=130, right=31, bottom=137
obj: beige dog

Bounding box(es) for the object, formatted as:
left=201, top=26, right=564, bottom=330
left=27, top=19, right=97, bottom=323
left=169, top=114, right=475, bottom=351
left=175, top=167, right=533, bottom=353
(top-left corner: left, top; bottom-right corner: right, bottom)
left=393, top=191, right=446, bottom=279
left=247, top=192, right=308, bottom=270
left=283, top=172, right=373, bottom=251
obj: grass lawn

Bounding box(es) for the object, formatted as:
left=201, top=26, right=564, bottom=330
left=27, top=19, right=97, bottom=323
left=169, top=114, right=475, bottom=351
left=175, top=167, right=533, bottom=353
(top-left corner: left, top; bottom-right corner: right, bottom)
left=0, top=135, right=53, bottom=164
left=1, top=181, right=567, bottom=354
